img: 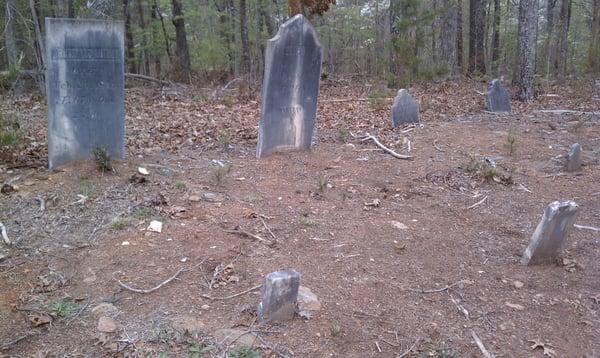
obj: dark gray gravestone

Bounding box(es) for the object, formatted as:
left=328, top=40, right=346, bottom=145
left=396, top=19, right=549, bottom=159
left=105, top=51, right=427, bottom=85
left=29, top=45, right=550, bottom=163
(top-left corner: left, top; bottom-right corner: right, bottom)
left=565, top=143, right=582, bottom=172
left=46, top=18, right=124, bottom=169
left=258, top=270, right=300, bottom=323
left=521, top=201, right=578, bottom=265
left=391, top=89, right=419, bottom=126
left=256, top=15, right=322, bottom=158
left=485, top=79, right=511, bottom=112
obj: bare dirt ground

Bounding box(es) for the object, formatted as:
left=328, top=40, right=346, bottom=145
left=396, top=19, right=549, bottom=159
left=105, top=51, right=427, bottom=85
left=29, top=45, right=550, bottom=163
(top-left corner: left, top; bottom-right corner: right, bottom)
left=1, top=79, right=599, bottom=357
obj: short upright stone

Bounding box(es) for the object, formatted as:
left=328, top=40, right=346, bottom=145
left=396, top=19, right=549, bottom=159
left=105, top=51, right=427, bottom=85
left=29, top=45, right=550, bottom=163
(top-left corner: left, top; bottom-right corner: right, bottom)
left=565, top=143, right=582, bottom=172
left=46, top=18, right=125, bottom=169
left=391, top=89, right=419, bottom=126
left=485, top=79, right=511, bottom=112
left=258, top=270, right=300, bottom=323
left=256, top=15, right=323, bottom=158
left=521, top=201, right=579, bottom=265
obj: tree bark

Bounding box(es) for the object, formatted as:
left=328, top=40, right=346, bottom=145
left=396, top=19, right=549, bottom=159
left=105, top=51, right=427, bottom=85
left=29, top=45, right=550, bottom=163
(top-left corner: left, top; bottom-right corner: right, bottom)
left=288, top=0, right=302, bottom=16
left=136, top=0, right=150, bottom=75
left=4, top=0, right=19, bottom=67
left=588, top=0, right=600, bottom=72
left=152, top=0, right=172, bottom=61
left=440, top=0, right=459, bottom=74
left=29, top=0, right=46, bottom=93
left=554, top=0, right=571, bottom=79
left=239, top=0, right=251, bottom=73
left=544, top=0, right=557, bottom=78
left=490, top=0, right=500, bottom=76
left=123, top=0, right=137, bottom=73
left=457, top=0, right=463, bottom=71
left=171, top=0, right=191, bottom=81
left=468, top=0, right=486, bottom=75
left=517, top=0, right=538, bottom=101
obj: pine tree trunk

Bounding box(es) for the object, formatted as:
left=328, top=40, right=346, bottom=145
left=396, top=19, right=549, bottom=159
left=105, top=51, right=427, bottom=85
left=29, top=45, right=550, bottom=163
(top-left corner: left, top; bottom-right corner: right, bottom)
left=259, top=0, right=274, bottom=36
left=517, top=0, right=538, bottom=101
left=136, top=0, right=150, bottom=75
left=544, top=0, right=557, bottom=79
left=468, top=0, right=486, bottom=75
left=239, top=0, right=251, bottom=73
left=457, top=0, right=463, bottom=71
left=171, top=0, right=191, bottom=81
left=490, top=0, right=500, bottom=76
left=123, top=0, right=137, bottom=73
left=588, top=0, right=600, bottom=72
left=440, top=0, right=459, bottom=74
left=4, top=0, right=19, bottom=67
left=554, top=0, right=571, bottom=79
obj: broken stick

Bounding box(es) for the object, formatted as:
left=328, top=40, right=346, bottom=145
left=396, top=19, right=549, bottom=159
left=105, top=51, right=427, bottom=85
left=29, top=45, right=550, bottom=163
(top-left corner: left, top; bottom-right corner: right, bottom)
left=201, top=284, right=262, bottom=301
left=115, top=268, right=185, bottom=294
left=224, top=229, right=273, bottom=246
left=471, top=330, right=494, bottom=358
left=361, top=133, right=413, bottom=160
left=0, top=222, right=10, bottom=245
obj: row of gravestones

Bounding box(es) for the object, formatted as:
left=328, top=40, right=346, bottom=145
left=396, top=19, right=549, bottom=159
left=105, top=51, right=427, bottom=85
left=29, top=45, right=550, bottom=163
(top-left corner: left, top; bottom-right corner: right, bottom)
left=45, top=15, right=512, bottom=169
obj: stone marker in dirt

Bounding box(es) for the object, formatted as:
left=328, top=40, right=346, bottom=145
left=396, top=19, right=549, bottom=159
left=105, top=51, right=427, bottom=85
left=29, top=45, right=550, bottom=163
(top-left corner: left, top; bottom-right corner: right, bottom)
left=521, top=200, right=579, bottom=265
left=391, top=89, right=419, bottom=126
left=256, top=14, right=323, bottom=158
left=565, top=143, right=582, bottom=172
left=258, top=270, right=300, bottom=323
left=485, top=79, right=511, bottom=112
left=46, top=18, right=125, bottom=169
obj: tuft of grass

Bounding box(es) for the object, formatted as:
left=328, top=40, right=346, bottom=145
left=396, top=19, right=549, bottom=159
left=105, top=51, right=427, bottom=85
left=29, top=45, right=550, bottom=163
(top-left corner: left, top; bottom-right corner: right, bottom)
left=91, top=147, right=112, bottom=172
left=317, top=175, right=328, bottom=194
left=217, top=128, right=231, bottom=149
left=50, top=298, right=77, bottom=318
left=466, top=157, right=513, bottom=185
left=111, top=218, right=128, bottom=230
left=337, top=127, right=350, bottom=143
left=174, top=180, right=187, bottom=191
left=210, top=161, right=232, bottom=186
left=0, top=112, right=22, bottom=147
left=505, top=126, right=518, bottom=156
left=79, top=176, right=95, bottom=197
left=132, top=207, right=150, bottom=220
left=228, top=346, right=261, bottom=358
left=188, top=342, right=213, bottom=357
left=299, top=217, right=319, bottom=228
left=330, top=321, right=342, bottom=337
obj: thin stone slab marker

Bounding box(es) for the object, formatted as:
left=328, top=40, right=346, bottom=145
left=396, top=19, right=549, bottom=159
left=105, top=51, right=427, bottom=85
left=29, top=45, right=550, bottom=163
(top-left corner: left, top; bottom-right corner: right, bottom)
left=46, top=18, right=125, bottom=169
left=256, top=14, right=323, bottom=158
left=391, top=89, right=420, bottom=126
left=485, top=79, right=511, bottom=112
left=565, top=143, right=582, bottom=172
left=521, top=201, right=579, bottom=265
left=258, top=270, right=300, bottom=323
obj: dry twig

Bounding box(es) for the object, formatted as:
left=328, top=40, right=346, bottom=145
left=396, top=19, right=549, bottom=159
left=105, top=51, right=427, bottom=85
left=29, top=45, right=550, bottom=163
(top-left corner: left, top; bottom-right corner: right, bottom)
left=0, top=222, right=10, bottom=245
left=398, top=338, right=421, bottom=358
left=360, top=133, right=413, bottom=160
left=224, top=229, right=273, bottom=246
left=574, top=224, right=600, bottom=232
left=471, top=330, right=494, bottom=358
left=115, top=267, right=185, bottom=294
left=467, top=195, right=488, bottom=210
left=201, top=284, right=262, bottom=301
left=411, top=280, right=466, bottom=294
left=259, top=217, right=276, bottom=239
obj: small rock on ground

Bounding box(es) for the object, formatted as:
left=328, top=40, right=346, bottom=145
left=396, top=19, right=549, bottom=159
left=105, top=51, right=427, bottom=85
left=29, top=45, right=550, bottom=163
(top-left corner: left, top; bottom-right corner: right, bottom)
left=91, top=303, right=119, bottom=317
left=213, top=328, right=257, bottom=347
left=97, top=316, right=118, bottom=333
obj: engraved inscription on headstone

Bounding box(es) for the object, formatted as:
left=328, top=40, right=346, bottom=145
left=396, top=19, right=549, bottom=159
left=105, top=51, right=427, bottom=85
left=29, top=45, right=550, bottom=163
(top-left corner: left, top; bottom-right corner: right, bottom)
left=46, top=18, right=124, bottom=169
left=391, top=89, right=420, bottom=126
left=256, top=14, right=323, bottom=158
left=485, top=79, right=511, bottom=112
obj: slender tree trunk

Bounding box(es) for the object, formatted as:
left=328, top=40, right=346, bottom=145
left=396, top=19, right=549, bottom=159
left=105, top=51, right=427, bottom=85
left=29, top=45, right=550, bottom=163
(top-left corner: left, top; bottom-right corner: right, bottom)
left=29, top=0, right=45, bottom=93
left=239, top=0, right=251, bottom=73
left=440, top=0, right=459, bottom=74
left=457, top=0, right=463, bottom=72
left=136, top=0, right=150, bottom=75
left=4, top=0, right=19, bottom=67
left=544, top=0, right=557, bottom=79
left=468, top=0, right=486, bottom=75
left=490, top=0, right=500, bottom=76
left=171, top=0, right=191, bottom=81
left=152, top=0, right=172, bottom=61
left=123, top=0, right=136, bottom=73
left=517, top=0, right=538, bottom=100
left=554, top=0, right=571, bottom=79
left=588, top=0, right=600, bottom=72
left=259, top=0, right=274, bottom=36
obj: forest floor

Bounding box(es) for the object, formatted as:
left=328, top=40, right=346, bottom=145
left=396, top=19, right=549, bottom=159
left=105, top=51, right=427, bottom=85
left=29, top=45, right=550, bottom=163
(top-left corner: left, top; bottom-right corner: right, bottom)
left=1, top=78, right=599, bottom=357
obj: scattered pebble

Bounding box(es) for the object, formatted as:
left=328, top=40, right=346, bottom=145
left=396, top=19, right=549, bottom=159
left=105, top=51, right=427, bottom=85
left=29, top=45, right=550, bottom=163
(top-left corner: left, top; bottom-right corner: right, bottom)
left=505, top=302, right=525, bottom=311
left=97, top=316, right=118, bottom=333
left=137, top=167, right=150, bottom=175
left=147, top=220, right=163, bottom=233
left=513, top=280, right=524, bottom=289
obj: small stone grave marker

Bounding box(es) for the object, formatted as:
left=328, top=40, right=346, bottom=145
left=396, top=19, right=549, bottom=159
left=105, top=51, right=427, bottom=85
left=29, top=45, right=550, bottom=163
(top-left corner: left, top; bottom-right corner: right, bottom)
left=565, top=143, right=582, bottom=172
left=258, top=270, right=300, bottom=323
left=46, top=18, right=125, bottom=169
left=521, top=201, right=578, bottom=265
left=485, top=79, right=511, bottom=112
left=391, top=89, right=419, bottom=126
left=256, top=15, right=322, bottom=158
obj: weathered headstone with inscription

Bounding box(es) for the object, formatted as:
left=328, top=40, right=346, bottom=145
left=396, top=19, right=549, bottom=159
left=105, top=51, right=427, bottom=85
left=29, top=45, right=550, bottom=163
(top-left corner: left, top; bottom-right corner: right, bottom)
left=256, top=14, right=322, bottom=158
left=258, top=270, right=300, bottom=323
left=485, top=79, right=511, bottom=112
left=521, top=201, right=579, bottom=265
left=391, top=89, right=420, bottom=126
left=46, top=18, right=124, bottom=169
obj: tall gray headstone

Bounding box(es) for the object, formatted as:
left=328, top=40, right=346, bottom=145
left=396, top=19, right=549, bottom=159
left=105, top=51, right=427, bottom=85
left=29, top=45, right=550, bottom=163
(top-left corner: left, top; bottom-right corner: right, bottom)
left=565, top=143, right=582, bottom=172
left=485, top=79, right=511, bottom=112
left=46, top=18, right=125, bottom=169
left=256, top=15, right=322, bottom=158
left=391, top=89, right=419, bottom=126
left=258, top=270, right=300, bottom=323
left=521, top=201, right=579, bottom=265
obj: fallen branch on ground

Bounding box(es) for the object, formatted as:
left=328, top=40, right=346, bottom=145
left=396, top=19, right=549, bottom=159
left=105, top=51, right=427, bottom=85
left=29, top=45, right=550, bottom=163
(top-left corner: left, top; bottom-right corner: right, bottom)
left=534, top=109, right=600, bottom=115
left=224, top=229, right=273, bottom=246
left=259, top=217, right=276, bottom=240
left=471, top=330, right=494, bottom=358
left=411, top=280, right=467, bottom=294
left=467, top=195, right=488, bottom=210
left=360, top=133, right=413, bottom=160
left=574, top=224, right=600, bottom=232
left=0, top=222, right=10, bottom=245
left=432, top=140, right=444, bottom=152
left=115, top=267, right=185, bottom=294
left=0, top=333, right=34, bottom=351
left=125, top=73, right=169, bottom=85
left=201, top=284, right=262, bottom=301
left=398, top=338, right=421, bottom=358
left=320, top=97, right=393, bottom=103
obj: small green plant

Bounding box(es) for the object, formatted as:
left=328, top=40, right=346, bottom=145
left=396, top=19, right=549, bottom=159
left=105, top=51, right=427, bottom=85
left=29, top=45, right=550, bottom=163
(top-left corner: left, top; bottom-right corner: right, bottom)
left=317, top=174, right=328, bottom=193
left=505, top=127, right=518, bottom=156
left=337, top=127, right=350, bottom=143
left=91, top=146, right=112, bottom=172
left=0, top=113, right=22, bottom=147
left=330, top=321, right=342, bottom=337
left=210, top=161, right=232, bottom=186
left=132, top=207, right=150, bottom=220
left=189, top=342, right=212, bottom=357
left=299, top=217, right=319, bottom=228
left=466, top=157, right=513, bottom=185
left=79, top=176, right=95, bottom=197
left=174, top=180, right=187, bottom=191
left=228, top=346, right=261, bottom=358
left=50, top=298, right=77, bottom=318
left=217, top=128, right=231, bottom=149
left=111, top=218, right=128, bottom=230
left=0, top=53, right=23, bottom=89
